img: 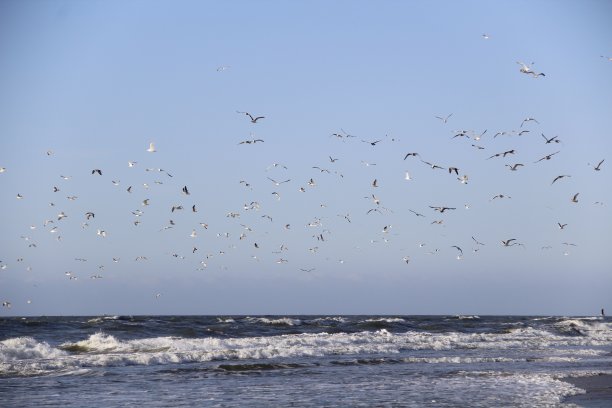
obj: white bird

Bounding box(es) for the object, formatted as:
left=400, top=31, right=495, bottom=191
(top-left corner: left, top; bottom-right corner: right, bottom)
left=517, top=61, right=545, bottom=77
left=128, top=161, right=137, bottom=167
left=147, top=142, right=156, bottom=153
left=435, top=113, right=453, bottom=123
left=96, top=229, right=107, bottom=238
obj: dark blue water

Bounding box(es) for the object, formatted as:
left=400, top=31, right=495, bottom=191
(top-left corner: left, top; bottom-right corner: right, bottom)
left=1, top=315, right=611, bottom=407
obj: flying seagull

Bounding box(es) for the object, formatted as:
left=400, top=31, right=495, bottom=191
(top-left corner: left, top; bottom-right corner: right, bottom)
left=520, top=117, right=539, bottom=127
left=435, top=113, right=453, bottom=123
left=239, top=138, right=264, bottom=144
left=429, top=206, right=456, bottom=213
left=517, top=61, right=545, bottom=77
left=237, top=111, right=265, bottom=123
left=541, top=134, right=561, bottom=144
left=571, top=193, right=579, bottom=203
left=147, top=142, right=156, bottom=153
left=534, top=151, right=560, bottom=163
left=505, top=163, right=524, bottom=171
left=267, top=177, right=290, bottom=185
left=551, top=175, right=571, bottom=185
left=487, top=150, right=515, bottom=159
left=589, top=159, right=605, bottom=171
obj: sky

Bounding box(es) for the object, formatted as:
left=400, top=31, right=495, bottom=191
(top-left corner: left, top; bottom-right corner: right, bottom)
left=1, top=0, right=611, bottom=316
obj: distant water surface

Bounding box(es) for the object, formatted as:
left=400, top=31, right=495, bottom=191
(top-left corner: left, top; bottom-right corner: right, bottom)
left=1, top=315, right=611, bottom=407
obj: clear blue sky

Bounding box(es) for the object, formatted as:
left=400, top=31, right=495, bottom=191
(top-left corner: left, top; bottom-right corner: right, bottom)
left=1, top=0, right=611, bottom=316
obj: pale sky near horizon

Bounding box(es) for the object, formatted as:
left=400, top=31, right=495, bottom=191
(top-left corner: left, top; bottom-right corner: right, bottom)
left=1, top=0, right=611, bottom=316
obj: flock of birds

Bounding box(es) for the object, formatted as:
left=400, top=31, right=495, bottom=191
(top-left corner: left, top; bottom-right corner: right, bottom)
left=1, top=57, right=609, bottom=310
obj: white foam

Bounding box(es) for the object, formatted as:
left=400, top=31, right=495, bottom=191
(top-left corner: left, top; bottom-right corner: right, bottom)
left=246, top=317, right=302, bottom=326
left=363, top=317, right=405, bottom=323
left=0, top=337, right=67, bottom=361
left=2, top=322, right=611, bottom=377
left=554, top=319, right=612, bottom=340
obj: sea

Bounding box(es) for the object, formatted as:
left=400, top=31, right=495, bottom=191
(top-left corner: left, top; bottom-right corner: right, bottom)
left=1, top=315, right=611, bottom=407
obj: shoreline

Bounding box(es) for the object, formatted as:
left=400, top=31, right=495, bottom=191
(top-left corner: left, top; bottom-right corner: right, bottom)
left=562, top=374, right=612, bottom=407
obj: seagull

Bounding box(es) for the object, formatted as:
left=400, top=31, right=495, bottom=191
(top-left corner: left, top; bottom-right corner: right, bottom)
left=182, top=186, right=190, bottom=195
left=589, top=159, right=605, bottom=171
left=490, top=194, right=511, bottom=201
left=267, top=177, right=290, bottom=185
left=482, top=33, right=490, bottom=39
left=0, top=167, right=6, bottom=173
left=571, top=193, right=579, bottom=203
left=448, top=167, right=459, bottom=175
left=487, top=150, right=515, bottom=159
left=451, top=245, right=463, bottom=259
left=404, top=172, right=412, bottom=181
left=505, top=163, right=524, bottom=171
left=362, top=139, right=382, bottom=146
left=517, top=61, right=545, bottom=77
left=91, top=169, right=102, bottom=175
left=520, top=117, right=539, bottom=127
left=409, top=209, right=425, bottom=217
left=57, top=211, right=68, bottom=221
left=501, top=239, right=517, bottom=247
left=372, top=179, right=378, bottom=188
left=146, top=142, right=156, bottom=153
left=96, top=229, right=107, bottom=238
left=429, top=206, right=456, bottom=213
left=457, top=175, right=469, bottom=184
left=402, top=256, right=411, bottom=264
left=421, top=160, right=444, bottom=170
left=435, top=113, right=453, bottom=123
left=551, top=174, right=571, bottom=185
left=534, top=151, right=560, bottom=163
left=541, top=134, right=561, bottom=144
left=237, top=111, right=265, bottom=123
left=128, top=161, right=137, bottom=167
left=403, top=152, right=420, bottom=160
left=239, top=138, right=264, bottom=144
left=472, top=236, right=485, bottom=246
left=558, top=223, right=567, bottom=229
left=329, top=156, right=339, bottom=163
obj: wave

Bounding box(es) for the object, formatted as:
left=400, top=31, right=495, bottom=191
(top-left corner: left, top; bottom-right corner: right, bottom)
left=245, top=317, right=302, bottom=326
left=455, top=315, right=480, bottom=320
left=552, top=319, right=612, bottom=340
left=2, top=317, right=611, bottom=377
left=363, top=317, right=406, bottom=323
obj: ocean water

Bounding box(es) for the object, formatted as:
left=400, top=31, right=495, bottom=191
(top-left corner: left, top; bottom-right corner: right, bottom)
left=1, top=315, right=611, bottom=407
